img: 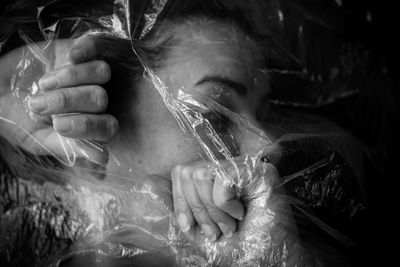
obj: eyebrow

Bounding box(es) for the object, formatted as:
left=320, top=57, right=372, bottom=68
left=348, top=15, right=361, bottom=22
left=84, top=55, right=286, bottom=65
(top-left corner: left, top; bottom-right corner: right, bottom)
left=195, top=75, right=247, bottom=96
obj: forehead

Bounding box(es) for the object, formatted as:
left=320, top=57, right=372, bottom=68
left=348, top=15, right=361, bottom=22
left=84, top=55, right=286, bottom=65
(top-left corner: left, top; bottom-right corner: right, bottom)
left=159, top=20, right=266, bottom=90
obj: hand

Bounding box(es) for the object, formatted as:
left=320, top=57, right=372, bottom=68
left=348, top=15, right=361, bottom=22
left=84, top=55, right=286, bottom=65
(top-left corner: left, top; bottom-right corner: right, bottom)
left=0, top=36, right=118, bottom=165
left=170, top=159, right=249, bottom=242
left=145, top=157, right=273, bottom=242
left=143, top=161, right=292, bottom=266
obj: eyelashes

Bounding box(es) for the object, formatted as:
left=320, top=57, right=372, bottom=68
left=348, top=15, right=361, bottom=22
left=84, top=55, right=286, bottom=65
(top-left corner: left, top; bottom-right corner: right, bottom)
left=182, top=91, right=236, bottom=134
left=201, top=109, right=240, bottom=156
left=203, top=110, right=233, bottom=134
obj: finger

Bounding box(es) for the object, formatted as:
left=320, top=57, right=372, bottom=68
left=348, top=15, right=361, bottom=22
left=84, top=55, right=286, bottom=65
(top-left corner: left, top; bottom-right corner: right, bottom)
left=28, top=85, right=107, bottom=115
left=193, top=167, right=236, bottom=238
left=52, top=114, right=118, bottom=142
left=38, top=60, right=111, bottom=91
left=68, top=36, right=103, bottom=63
left=178, top=165, right=221, bottom=242
left=213, top=171, right=245, bottom=221
left=171, top=165, right=195, bottom=234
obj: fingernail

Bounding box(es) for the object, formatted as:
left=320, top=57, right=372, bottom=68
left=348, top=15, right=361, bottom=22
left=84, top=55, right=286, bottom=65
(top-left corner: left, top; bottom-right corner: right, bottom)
left=28, top=95, right=47, bottom=114
left=39, top=75, right=58, bottom=91
left=69, top=48, right=83, bottom=62
left=109, top=118, right=119, bottom=136
left=218, top=223, right=233, bottom=238
left=201, top=224, right=216, bottom=242
left=53, top=117, right=73, bottom=133
left=177, top=213, right=190, bottom=232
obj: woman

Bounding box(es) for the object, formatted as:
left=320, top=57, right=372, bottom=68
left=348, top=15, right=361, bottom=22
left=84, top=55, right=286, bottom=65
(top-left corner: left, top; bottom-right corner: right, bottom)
left=0, top=2, right=355, bottom=266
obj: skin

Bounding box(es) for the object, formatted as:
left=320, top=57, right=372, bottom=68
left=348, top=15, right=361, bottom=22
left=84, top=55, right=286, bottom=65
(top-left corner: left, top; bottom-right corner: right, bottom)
left=107, top=20, right=272, bottom=241
left=0, top=19, right=277, bottom=244
left=0, top=37, right=117, bottom=164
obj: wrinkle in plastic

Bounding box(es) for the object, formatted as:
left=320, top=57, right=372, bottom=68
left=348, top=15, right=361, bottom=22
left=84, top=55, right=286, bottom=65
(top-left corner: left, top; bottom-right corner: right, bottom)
left=0, top=0, right=367, bottom=266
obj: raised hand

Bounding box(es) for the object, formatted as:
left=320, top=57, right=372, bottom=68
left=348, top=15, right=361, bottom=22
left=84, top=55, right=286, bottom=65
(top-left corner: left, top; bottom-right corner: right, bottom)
left=0, top=36, right=118, bottom=165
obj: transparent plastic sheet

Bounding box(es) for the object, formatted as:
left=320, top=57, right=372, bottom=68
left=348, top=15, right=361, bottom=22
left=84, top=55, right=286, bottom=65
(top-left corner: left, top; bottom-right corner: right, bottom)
left=0, top=0, right=368, bottom=266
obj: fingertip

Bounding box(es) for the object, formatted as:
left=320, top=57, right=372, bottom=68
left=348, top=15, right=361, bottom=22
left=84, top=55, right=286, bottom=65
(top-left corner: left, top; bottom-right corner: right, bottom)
left=217, top=222, right=234, bottom=238
left=177, top=213, right=191, bottom=232
left=231, top=213, right=244, bottom=221
left=109, top=116, right=119, bottom=137
left=38, top=74, right=58, bottom=91
left=232, top=205, right=245, bottom=221
left=96, top=61, right=111, bottom=83
left=223, top=199, right=245, bottom=221
left=53, top=116, right=73, bottom=134
left=69, top=36, right=97, bottom=63
left=201, top=224, right=218, bottom=243
left=69, top=48, right=84, bottom=63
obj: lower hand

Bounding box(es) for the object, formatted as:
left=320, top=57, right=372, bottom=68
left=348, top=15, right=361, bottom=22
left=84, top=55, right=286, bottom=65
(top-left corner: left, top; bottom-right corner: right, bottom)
left=144, top=157, right=279, bottom=243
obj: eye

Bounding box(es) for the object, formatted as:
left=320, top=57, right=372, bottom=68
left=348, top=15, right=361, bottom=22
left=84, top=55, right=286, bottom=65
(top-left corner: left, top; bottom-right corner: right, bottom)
left=209, top=86, right=236, bottom=111
left=203, top=110, right=233, bottom=134
left=201, top=109, right=240, bottom=156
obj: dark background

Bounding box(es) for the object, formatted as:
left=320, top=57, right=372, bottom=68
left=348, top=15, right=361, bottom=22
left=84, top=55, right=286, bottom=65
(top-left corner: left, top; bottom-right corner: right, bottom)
left=1, top=0, right=399, bottom=266
left=279, top=1, right=399, bottom=265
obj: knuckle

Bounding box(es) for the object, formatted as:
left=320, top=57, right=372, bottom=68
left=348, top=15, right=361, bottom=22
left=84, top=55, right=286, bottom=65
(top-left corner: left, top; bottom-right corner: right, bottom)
left=173, top=165, right=192, bottom=182
left=180, top=166, right=193, bottom=180
left=193, top=168, right=209, bottom=182
left=56, top=90, right=71, bottom=109
left=79, top=116, right=92, bottom=133
left=171, top=165, right=182, bottom=181
left=191, top=205, right=206, bottom=218
left=96, top=61, right=111, bottom=82
left=173, top=164, right=182, bottom=174
left=204, top=203, right=218, bottom=214
left=63, top=66, right=77, bottom=82
left=207, top=207, right=224, bottom=221
left=173, top=195, right=187, bottom=208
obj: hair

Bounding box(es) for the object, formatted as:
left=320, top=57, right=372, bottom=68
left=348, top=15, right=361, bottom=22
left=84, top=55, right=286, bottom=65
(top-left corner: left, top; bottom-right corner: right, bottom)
left=137, top=0, right=263, bottom=67
left=98, top=1, right=266, bottom=115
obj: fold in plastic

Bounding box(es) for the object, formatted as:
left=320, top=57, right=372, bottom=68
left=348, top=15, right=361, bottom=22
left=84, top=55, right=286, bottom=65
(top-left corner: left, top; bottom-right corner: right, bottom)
left=0, top=0, right=368, bottom=266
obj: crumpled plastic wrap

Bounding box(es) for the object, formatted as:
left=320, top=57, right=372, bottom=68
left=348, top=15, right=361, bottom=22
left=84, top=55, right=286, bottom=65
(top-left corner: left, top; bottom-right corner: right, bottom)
left=0, top=0, right=368, bottom=266
left=1, top=137, right=300, bottom=267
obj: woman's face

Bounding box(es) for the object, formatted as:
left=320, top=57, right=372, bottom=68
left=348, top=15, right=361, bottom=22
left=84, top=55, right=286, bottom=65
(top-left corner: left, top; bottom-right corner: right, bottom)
left=110, top=19, right=269, bottom=178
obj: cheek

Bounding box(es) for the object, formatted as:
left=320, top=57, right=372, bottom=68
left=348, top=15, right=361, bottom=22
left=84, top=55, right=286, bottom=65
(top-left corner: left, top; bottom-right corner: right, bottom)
left=139, top=123, right=202, bottom=177
left=129, top=81, right=202, bottom=175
